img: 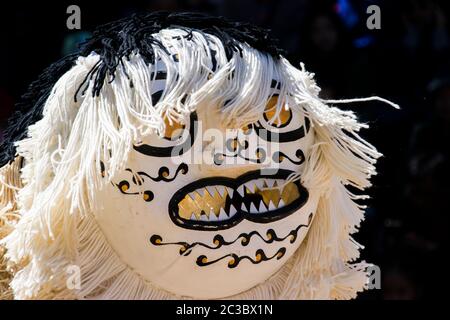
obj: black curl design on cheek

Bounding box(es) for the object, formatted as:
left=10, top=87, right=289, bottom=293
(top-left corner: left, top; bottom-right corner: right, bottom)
left=149, top=213, right=313, bottom=259
left=117, top=180, right=130, bottom=193
left=114, top=163, right=187, bottom=204
left=273, top=149, right=305, bottom=165
left=196, top=247, right=286, bottom=268
left=116, top=179, right=155, bottom=202
left=131, top=163, right=189, bottom=182
left=143, top=190, right=154, bottom=202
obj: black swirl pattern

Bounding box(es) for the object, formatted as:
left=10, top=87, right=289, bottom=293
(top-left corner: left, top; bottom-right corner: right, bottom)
left=150, top=213, right=313, bottom=257
left=127, top=163, right=188, bottom=183
left=272, top=149, right=305, bottom=165
left=114, top=163, right=188, bottom=203
left=196, top=247, right=286, bottom=268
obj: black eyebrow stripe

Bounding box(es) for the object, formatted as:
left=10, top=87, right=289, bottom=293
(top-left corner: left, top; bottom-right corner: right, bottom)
left=150, top=71, right=167, bottom=80
left=210, top=48, right=218, bottom=72
left=151, top=90, right=164, bottom=106
left=254, top=120, right=308, bottom=143
left=133, top=111, right=198, bottom=157
left=305, top=117, right=311, bottom=133
left=271, top=79, right=281, bottom=90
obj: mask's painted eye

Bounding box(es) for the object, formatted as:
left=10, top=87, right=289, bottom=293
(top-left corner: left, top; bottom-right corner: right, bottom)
left=163, top=116, right=185, bottom=140
left=241, top=123, right=253, bottom=134
left=263, top=96, right=292, bottom=128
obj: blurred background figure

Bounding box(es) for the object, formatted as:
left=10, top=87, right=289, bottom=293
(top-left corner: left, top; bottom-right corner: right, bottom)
left=0, top=0, right=448, bottom=300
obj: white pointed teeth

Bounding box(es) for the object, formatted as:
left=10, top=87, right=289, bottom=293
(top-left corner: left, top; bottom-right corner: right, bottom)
left=265, top=180, right=275, bottom=188
left=182, top=178, right=297, bottom=222
left=255, top=179, right=265, bottom=190
left=258, top=201, right=267, bottom=213
left=229, top=204, right=237, bottom=217
left=217, top=186, right=226, bottom=197
left=218, top=208, right=228, bottom=221
left=268, top=200, right=276, bottom=211
left=237, top=185, right=245, bottom=197
left=220, top=207, right=227, bottom=215
left=241, top=199, right=281, bottom=214
left=182, top=184, right=243, bottom=222
left=188, top=193, right=196, bottom=201
left=239, top=178, right=280, bottom=191
left=245, top=181, right=257, bottom=193
left=191, top=185, right=235, bottom=199
left=209, top=209, right=218, bottom=221
left=206, top=186, right=216, bottom=196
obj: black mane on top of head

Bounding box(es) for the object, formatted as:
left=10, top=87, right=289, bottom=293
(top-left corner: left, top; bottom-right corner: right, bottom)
left=0, top=11, right=284, bottom=167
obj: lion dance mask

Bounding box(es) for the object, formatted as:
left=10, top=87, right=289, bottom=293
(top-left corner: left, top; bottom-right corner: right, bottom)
left=0, top=12, right=397, bottom=300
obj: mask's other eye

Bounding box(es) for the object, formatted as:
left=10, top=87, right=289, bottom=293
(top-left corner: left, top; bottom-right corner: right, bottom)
left=263, top=95, right=292, bottom=128
left=163, top=116, right=185, bottom=141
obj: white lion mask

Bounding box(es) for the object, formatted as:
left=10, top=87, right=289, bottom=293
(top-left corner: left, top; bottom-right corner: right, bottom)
left=0, top=12, right=397, bottom=300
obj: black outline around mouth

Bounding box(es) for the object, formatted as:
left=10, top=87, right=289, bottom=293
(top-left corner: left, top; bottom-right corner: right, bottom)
left=168, top=169, right=309, bottom=231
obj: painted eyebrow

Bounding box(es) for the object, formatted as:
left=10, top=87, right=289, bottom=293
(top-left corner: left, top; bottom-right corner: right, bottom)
left=151, top=90, right=164, bottom=105
left=210, top=48, right=218, bottom=72
left=133, top=112, right=198, bottom=157
left=150, top=71, right=167, bottom=80
left=271, top=79, right=281, bottom=90
left=254, top=117, right=311, bottom=143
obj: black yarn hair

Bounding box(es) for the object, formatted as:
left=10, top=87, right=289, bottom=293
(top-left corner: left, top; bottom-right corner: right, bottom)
left=0, top=11, right=285, bottom=167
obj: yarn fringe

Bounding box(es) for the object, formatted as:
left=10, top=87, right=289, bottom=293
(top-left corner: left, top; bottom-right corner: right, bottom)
left=0, top=156, right=23, bottom=299
left=1, top=28, right=391, bottom=299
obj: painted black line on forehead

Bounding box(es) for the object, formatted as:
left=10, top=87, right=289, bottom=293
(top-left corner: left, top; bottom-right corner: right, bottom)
left=0, top=12, right=285, bottom=168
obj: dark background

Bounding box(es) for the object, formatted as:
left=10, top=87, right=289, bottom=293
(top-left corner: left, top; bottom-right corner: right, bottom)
left=0, top=0, right=449, bottom=300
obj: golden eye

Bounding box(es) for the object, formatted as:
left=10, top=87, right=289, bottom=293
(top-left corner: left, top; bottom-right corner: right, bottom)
left=143, top=190, right=154, bottom=202
left=163, top=116, right=185, bottom=140
left=241, top=123, right=252, bottom=134
left=226, top=138, right=239, bottom=152
left=119, top=181, right=130, bottom=192
left=263, top=96, right=292, bottom=128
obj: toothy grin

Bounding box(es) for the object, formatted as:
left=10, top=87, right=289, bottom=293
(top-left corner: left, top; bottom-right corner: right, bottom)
left=168, top=169, right=308, bottom=231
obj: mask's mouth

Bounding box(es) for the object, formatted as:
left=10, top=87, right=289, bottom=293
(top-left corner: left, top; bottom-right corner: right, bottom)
left=168, top=169, right=308, bottom=231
